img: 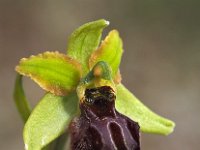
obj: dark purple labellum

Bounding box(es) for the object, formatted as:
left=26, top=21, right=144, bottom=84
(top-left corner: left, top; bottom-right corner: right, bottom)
left=69, top=86, right=140, bottom=150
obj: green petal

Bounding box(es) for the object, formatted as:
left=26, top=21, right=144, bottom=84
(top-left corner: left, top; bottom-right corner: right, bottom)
left=16, top=51, right=81, bottom=96
left=23, top=92, right=78, bottom=150
left=67, top=19, right=109, bottom=75
left=13, top=74, right=31, bottom=123
left=89, top=30, right=123, bottom=79
left=116, top=84, right=175, bottom=135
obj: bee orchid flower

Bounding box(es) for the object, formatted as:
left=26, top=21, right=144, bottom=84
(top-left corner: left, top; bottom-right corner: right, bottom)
left=14, top=19, right=175, bottom=150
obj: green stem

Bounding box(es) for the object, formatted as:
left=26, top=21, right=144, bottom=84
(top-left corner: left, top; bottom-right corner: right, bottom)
left=13, top=74, right=31, bottom=122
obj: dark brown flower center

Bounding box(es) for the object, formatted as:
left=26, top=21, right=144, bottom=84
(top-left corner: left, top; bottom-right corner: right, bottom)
left=69, top=86, right=140, bottom=150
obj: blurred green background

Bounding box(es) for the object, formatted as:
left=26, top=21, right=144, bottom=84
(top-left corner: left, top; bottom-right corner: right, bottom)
left=0, top=0, right=200, bottom=149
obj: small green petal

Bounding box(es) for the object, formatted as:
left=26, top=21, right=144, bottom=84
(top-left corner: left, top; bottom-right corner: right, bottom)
left=67, top=19, right=109, bottom=75
left=116, top=84, right=175, bottom=135
left=16, top=51, right=81, bottom=96
left=89, top=30, right=123, bottom=79
left=23, top=92, right=78, bottom=150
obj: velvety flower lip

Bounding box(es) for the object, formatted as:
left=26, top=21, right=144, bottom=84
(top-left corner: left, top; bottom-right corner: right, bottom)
left=69, top=86, right=140, bottom=150
left=69, top=62, right=140, bottom=150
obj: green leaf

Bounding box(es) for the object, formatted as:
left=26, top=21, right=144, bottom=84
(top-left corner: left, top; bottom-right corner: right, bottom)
left=116, top=84, right=175, bottom=135
left=16, top=51, right=81, bottom=96
left=23, top=92, right=78, bottom=150
left=13, top=74, right=31, bottom=122
left=89, top=30, right=123, bottom=79
left=67, top=19, right=109, bottom=75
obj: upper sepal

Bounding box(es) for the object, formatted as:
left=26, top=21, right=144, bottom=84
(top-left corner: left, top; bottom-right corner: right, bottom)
left=67, top=19, right=109, bottom=75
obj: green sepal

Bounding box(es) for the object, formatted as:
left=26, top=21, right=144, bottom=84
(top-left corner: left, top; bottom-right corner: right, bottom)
left=89, top=30, right=123, bottom=79
left=116, top=84, right=175, bottom=135
left=16, top=51, right=81, bottom=96
left=23, top=92, right=78, bottom=150
left=67, top=19, right=109, bottom=75
left=13, top=74, right=31, bottom=123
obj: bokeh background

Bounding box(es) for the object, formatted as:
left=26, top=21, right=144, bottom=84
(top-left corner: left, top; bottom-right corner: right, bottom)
left=1, top=0, right=200, bottom=149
